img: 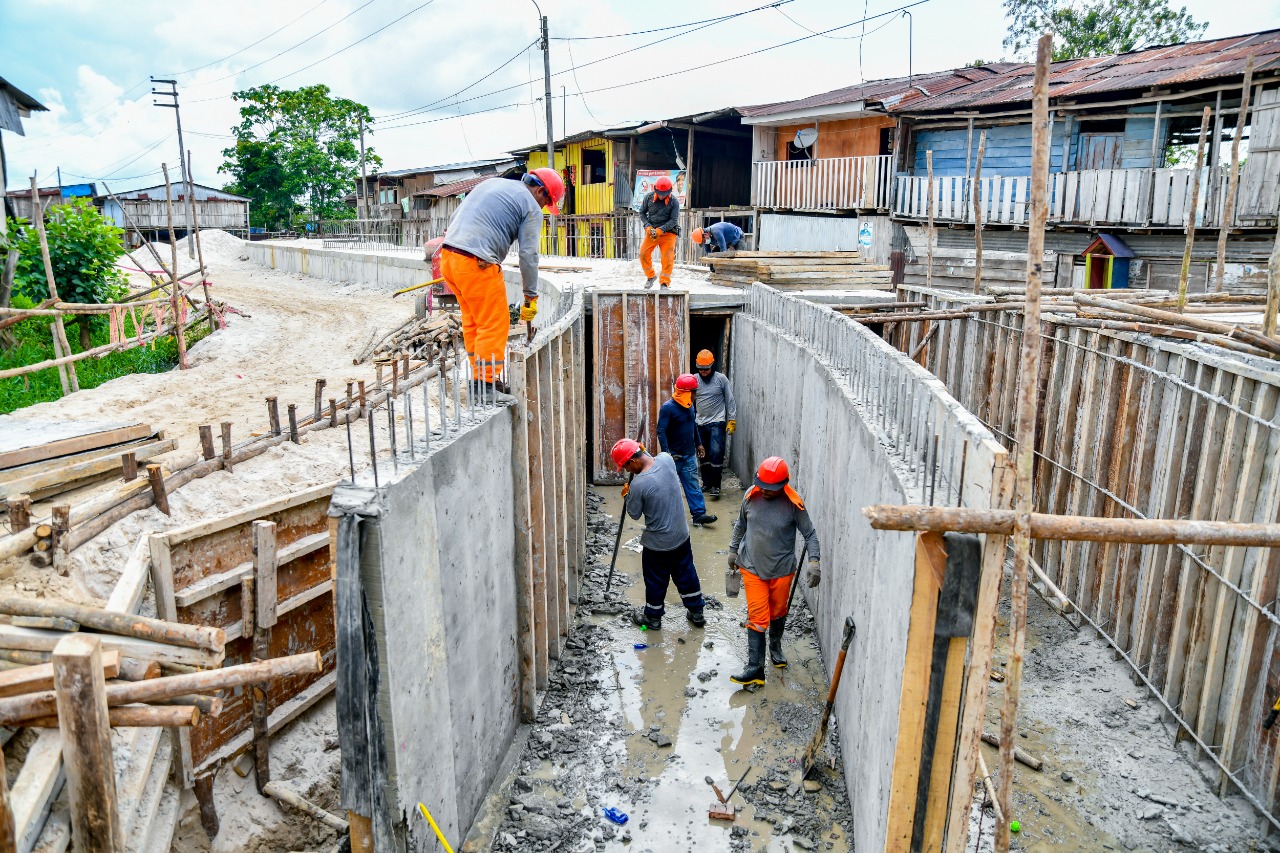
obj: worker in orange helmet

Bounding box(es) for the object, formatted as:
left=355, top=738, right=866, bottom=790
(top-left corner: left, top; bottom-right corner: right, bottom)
left=728, top=456, right=821, bottom=687
left=439, top=167, right=565, bottom=400
left=638, top=175, right=680, bottom=288
left=693, top=349, right=735, bottom=500
left=690, top=221, right=746, bottom=257
left=658, top=373, right=717, bottom=526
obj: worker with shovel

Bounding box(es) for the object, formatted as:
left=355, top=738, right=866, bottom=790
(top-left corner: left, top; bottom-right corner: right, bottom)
left=693, top=349, right=735, bottom=500
left=439, top=168, right=565, bottom=399
left=658, top=373, right=717, bottom=526
left=728, top=456, right=821, bottom=687
left=611, top=438, right=706, bottom=630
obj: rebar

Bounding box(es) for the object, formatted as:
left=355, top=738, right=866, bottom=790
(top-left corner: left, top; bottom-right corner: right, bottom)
left=388, top=396, right=398, bottom=474
left=422, top=376, right=432, bottom=451
left=438, top=360, right=450, bottom=441
left=453, top=348, right=463, bottom=428
left=345, top=413, right=355, bottom=482
left=366, top=408, right=379, bottom=489
left=405, top=389, right=416, bottom=461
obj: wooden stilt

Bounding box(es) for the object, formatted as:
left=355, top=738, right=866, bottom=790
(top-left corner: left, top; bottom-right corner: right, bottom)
left=266, top=397, right=281, bottom=437
left=7, top=497, right=30, bottom=533
left=193, top=774, right=219, bottom=839
left=1176, top=108, right=1212, bottom=312
left=220, top=422, right=233, bottom=472
left=1215, top=57, right=1254, bottom=292
left=926, top=150, right=935, bottom=290
left=146, top=464, right=170, bottom=516
left=199, top=425, right=215, bottom=461
left=313, top=379, right=326, bottom=423
left=29, top=177, right=77, bottom=393
left=972, top=131, right=986, bottom=295
left=1265, top=218, right=1280, bottom=338
left=159, top=165, right=188, bottom=370
left=287, top=404, right=299, bottom=445
left=121, top=452, right=138, bottom=482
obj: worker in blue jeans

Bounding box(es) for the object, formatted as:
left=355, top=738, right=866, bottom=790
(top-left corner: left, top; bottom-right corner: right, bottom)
left=657, top=374, right=718, bottom=526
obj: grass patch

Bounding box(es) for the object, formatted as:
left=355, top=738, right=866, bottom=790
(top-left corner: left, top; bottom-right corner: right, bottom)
left=0, top=297, right=212, bottom=414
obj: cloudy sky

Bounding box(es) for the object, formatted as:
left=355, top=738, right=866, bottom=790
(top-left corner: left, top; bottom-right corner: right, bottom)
left=4, top=0, right=1280, bottom=194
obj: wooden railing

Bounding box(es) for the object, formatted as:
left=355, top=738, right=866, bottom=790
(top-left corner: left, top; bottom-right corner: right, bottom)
left=895, top=166, right=1232, bottom=228
left=752, top=155, right=893, bottom=211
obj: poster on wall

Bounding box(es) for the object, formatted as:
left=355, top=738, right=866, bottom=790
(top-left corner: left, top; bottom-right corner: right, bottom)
left=630, top=170, right=688, bottom=211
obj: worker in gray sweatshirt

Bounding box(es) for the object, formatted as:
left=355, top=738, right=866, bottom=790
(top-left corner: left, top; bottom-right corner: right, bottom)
left=693, top=349, right=735, bottom=500
left=727, top=456, right=821, bottom=687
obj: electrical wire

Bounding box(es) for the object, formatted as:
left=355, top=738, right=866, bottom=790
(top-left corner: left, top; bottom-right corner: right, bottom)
left=565, top=40, right=602, bottom=126
left=774, top=5, right=864, bottom=39
left=551, top=1, right=792, bottom=40
left=18, top=80, right=150, bottom=143
left=376, top=39, right=538, bottom=121
left=263, top=0, right=439, bottom=85
left=169, top=0, right=335, bottom=76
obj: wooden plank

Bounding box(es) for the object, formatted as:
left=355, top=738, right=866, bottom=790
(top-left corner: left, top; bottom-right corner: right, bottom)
left=155, top=482, right=335, bottom=547
left=53, top=635, right=122, bottom=853
left=0, top=423, right=152, bottom=470
left=538, top=348, right=562, bottom=658
left=252, top=522, right=278, bottom=630
left=526, top=350, right=549, bottom=688
left=172, top=532, right=328, bottom=608
left=507, top=354, right=537, bottom=722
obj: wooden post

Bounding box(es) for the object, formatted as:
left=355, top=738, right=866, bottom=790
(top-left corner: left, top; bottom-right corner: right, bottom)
left=198, top=425, right=215, bottom=460
left=1215, top=57, right=1254, bottom=292
left=146, top=464, right=170, bottom=516
left=287, top=404, right=299, bottom=444
left=159, top=165, right=188, bottom=370
left=329, top=398, right=338, bottom=428
left=50, top=505, right=69, bottom=556
left=1146, top=100, right=1163, bottom=225
left=0, top=743, right=14, bottom=853
left=357, top=381, right=367, bottom=415
left=52, top=634, right=122, bottom=853
left=47, top=324, right=70, bottom=396
left=193, top=774, right=219, bottom=839
left=220, top=422, right=233, bottom=472
left=1176, top=107, right=1212, bottom=313
left=121, top=452, right=138, bottom=481
left=266, top=397, right=280, bottom=436
left=29, top=176, right=78, bottom=393
left=926, top=150, right=935, bottom=289
left=7, top=496, right=30, bottom=533
left=187, top=151, right=217, bottom=336
left=996, top=33, right=1051, bottom=853
left=972, top=131, right=987, bottom=295
left=313, top=379, right=326, bottom=423
left=251, top=520, right=277, bottom=793
left=348, top=813, right=375, bottom=853
left=1265, top=218, right=1280, bottom=338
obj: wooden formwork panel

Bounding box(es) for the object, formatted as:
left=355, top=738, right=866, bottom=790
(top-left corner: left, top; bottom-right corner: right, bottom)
left=591, top=290, right=689, bottom=484
left=148, top=482, right=337, bottom=779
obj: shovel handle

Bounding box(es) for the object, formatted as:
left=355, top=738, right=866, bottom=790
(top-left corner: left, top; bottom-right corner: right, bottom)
left=822, top=617, right=857, bottom=707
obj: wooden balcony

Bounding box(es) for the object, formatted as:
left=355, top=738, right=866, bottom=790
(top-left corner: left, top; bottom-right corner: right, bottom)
left=893, top=166, right=1237, bottom=229
left=752, top=155, right=893, bottom=211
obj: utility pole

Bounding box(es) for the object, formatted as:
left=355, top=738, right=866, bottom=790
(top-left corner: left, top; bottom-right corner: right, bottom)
left=533, top=2, right=557, bottom=251
left=359, top=116, right=369, bottom=229
left=152, top=77, right=196, bottom=258
left=56, top=167, right=64, bottom=200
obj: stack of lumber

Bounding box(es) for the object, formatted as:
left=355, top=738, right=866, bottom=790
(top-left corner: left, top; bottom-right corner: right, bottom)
left=358, top=312, right=462, bottom=365
left=904, top=247, right=1058, bottom=290
left=701, top=251, right=893, bottom=290
left=0, top=419, right=173, bottom=502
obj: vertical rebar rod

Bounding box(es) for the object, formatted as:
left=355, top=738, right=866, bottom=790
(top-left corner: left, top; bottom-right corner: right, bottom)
left=345, top=413, right=355, bottom=482
left=367, top=408, right=379, bottom=489
left=438, top=361, right=450, bottom=440
left=405, top=389, right=416, bottom=461
left=930, top=434, right=939, bottom=505
left=388, top=396, right=398, bottom=474
left=453, top=350, right=463, bottom=428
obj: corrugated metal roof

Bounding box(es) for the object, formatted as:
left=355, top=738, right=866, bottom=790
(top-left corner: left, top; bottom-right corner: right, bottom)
left=0, top=77, right=47, bottom=113
left=736, top=66, right=1019, bottom=118
left=379, top=158, right=514, bottom=178
left=110, top=182, right=251, bottom=202
left=415, top=173, right=498, bottom=198
left=896, top=28, right=1280, bottom=115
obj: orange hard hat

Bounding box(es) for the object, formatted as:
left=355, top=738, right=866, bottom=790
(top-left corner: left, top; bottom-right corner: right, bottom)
left=654, top=176, right=673, bottom=192
left=525, top=167, right=565, bottom=214
left=691, top=227, right=706, bottom=244
left=611, top=438, right=643, bottom=470
left=754, top=456, right=790, bottom=489
left=695, top=349, right=715, bottom=367
left=675, top=373, right=699, bottom=391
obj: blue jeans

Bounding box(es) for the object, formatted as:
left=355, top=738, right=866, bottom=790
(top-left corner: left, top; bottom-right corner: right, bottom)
left=671, top=453, right=707, bottom=518
left=697, top=422, right=726, bottom=490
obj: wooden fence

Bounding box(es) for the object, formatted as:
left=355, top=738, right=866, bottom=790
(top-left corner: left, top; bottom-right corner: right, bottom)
left=893, top=284, right=1280, bottom=822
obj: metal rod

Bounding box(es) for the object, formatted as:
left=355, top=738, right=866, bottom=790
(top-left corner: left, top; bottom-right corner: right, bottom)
left=405, top=390, right=415, bottom=461
left=388, top=396, right=398, bottom=474
left=345, top=413, right=355, bottom=482
left=422, top=374, right=432, bottom=451
left=453, top=348, right=463, bottom=428
left=366, top=408, right=379, bottom=489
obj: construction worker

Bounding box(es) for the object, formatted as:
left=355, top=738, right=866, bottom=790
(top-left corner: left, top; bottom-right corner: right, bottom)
left=690, top=221, right=746, bottom=256
left=638, top=176, right=679, bottom=288
left=612, top=438, right=706, bottom=630
left=440, top=169, right=565, bottom=397
left=693, top=350, right=735, bottom=500
left=728, top=456, right=821, bottom=687
left=657, top=373, right=718, bottom=526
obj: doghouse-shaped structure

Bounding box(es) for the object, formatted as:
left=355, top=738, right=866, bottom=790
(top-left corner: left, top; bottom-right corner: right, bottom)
left=1082, top=233, right=1135, bottom=289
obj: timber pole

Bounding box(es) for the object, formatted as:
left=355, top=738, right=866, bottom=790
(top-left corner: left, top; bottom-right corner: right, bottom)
left=1266, top=216, right=1280, bottom=338
left=30, top=176, right=78, bottom=393
left=1215, top=57, right=1254, bottom=292
left=926, top=150, right=935, bottom=290
left=160, top=164, right=189, bottom=369
left=972, top=130, right=986, bottom=295
left=1177, top=108, right=1211, bottom=313
left=996, top=32, right=1051, bottom=853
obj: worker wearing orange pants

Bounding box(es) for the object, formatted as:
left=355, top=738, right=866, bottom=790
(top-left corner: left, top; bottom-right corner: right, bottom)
left=639, top=229, right=677, bottom=287
left=440, top=248, right=509, bottom=383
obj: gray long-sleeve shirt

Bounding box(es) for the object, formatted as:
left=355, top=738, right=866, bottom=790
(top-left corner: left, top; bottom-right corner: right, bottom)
left=694, top=371, right=736, bottom=425
left=442, top=178, right=543, bottom=297
left=729, top=492, right=820, bottom=580
left=626, top=453, right=690, bottom=551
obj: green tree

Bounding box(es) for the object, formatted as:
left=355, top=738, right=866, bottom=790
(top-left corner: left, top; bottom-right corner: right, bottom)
left=219, top=84, right=380, bottom=230
left=9, top=199, right=128, bottom=349
left=1003, top=0, right=1207, bottom=60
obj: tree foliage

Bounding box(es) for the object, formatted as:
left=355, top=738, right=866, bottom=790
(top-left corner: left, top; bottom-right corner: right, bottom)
left=1003, top=0, right=1207, bottom=60
left=220, top=84, right=380, bottom=230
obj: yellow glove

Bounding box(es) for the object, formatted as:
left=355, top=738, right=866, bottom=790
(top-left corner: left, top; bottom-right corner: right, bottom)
left=621, top=483, right=630, bottom=499
left=520, top=298, right=538, bottom=323
left=726, top=420, right=736, bottom=435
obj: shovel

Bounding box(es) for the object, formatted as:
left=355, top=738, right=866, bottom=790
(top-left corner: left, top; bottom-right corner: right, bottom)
left=799, top=616, right=856, bottom=780
left=604, top=413, right=647, bottom=597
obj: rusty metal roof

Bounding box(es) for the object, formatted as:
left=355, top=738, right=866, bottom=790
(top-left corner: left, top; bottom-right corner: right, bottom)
left=894, top=28, right=1280, bottom=115
left=415, top=174, right=498, bottom=198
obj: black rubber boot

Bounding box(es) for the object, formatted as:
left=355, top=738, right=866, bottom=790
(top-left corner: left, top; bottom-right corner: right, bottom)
left=692, top=513, right=718, bottom=526
left=686, top=608, right=705, bottom=627
left=768, top=618, right=788, bottom=668
left=729, top=629, right=767, bottom=687
left=631, top=607, right=661, bottom=631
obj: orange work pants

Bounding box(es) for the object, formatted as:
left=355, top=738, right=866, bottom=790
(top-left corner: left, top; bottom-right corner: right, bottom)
left=440, top=249, right=508, bottom=382
left=740, top=568, right=793, bottom=633
left=639, top=230, right=677, bottom=285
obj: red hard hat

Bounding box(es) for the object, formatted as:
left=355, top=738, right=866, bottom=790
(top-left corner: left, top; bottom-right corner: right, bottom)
left=754, top=456, right=790, bottom=489
left=675, top=373, right=699, bottom=391
left=654, top=176, right=673, bottom=192
left=527, top=167, right=565, bottom=214
left=611, top=438, right=643, bottom=470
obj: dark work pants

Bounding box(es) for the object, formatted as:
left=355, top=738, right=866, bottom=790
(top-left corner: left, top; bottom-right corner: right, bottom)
left=697, top=422, right=726, bottom=490
left=642, top=537, right=704, bottom=621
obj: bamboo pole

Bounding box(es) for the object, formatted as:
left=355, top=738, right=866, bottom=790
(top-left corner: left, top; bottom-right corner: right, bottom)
left=0, top=597, right=224, bottom=653
left=0, top=651, right=119, bottom=698
left=0, top=651, right=320, bottom=725
left=187, top=151, right=216, bottom=335
left=863, top=505, right=1280, bottom=546
left=972, top=130, right=986, bottom=295
left=263, top=782, right=349, bottom=832
left=1266, top=217, right=1280, bottom=338
left=996, top=33, right=1052, bottom=853
left=926, top=150, right=935, bottom=289
left=1215, top=57, right=1254, bottom=292
left=30, top=177, right=77, bottom=394
left=0, top=314, right=198, bottom=381
left=1176, top=107, right=1212, bottom=312
left=25, top=704, right=199, bottom=728
left=160, top=165, right=188, bottom=370
left=1076, top=292, right=1280, bottom=356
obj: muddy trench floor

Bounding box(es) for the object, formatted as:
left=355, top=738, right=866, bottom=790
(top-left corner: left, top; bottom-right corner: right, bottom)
left=480, top=477, right=854, bottom=852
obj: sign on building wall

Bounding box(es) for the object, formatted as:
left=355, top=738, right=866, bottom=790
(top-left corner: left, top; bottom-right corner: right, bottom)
left=858, top=222, right=874, bottom=248
left=630, top=170, right=687, bottom=211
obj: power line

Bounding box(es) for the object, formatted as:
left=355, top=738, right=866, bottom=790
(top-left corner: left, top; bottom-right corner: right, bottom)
left=551, top=2, right=793, bottom=40
left=565, top=41, right=602, bottom=126
left=774, top=5, right=865, bottom=39
left=170, top=0, right=335, bottom=76
left=19, top=79, right=150, bottom=143
left=375, top=39, right=538, bottom=121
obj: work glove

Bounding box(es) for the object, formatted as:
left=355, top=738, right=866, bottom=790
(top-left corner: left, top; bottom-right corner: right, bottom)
left=727, top=552, right=738, bottom=570
left=726, top=420, right=736, bottom=435
left=806, top=559, right=821, bottom=588
left=648, top=227, right=661, bottom=240
left=520, top=298, right=538, bottom=323
left=621, top=483, right=630, bottom=499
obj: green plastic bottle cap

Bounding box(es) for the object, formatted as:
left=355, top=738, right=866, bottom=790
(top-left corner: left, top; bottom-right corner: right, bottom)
left=1010, top=820, right=1021, bottom=833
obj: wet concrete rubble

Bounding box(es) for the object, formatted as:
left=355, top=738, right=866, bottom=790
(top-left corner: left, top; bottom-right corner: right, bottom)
left=486, top=486, right=854, bottom=852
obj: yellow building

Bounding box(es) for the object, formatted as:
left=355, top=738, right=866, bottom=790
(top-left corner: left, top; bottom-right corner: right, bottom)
left=522, top=132, right=625, bottom=257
